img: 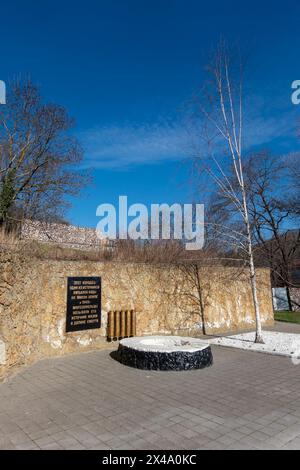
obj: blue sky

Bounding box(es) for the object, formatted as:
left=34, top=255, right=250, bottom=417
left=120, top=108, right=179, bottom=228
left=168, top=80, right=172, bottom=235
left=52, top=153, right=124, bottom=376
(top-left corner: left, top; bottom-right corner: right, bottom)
left=1, top=0, right=299, bottom=227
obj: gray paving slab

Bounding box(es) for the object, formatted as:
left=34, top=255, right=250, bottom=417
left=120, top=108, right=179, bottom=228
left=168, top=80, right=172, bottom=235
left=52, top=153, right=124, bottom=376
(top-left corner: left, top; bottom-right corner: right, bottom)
left=0, top=325, right=300, bottom=450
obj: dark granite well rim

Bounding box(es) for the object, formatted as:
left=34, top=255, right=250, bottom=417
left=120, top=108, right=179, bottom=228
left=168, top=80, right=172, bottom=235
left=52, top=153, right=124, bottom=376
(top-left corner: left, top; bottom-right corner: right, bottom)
left=116, top=343, right=213, bottom=371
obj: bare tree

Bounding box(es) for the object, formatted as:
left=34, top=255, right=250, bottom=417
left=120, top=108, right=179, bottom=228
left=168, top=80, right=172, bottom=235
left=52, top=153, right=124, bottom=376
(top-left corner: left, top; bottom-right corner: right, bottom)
left=211, top=150, right=300, bottom=310
left=174, top=262, right=210, bottom=335
left=286, top=152, right=300, bottom=217
left=0, top=80, right=89, bottom=227
left=191, top=41, right=265, bottom=343
left=244, top=152, right=300, bottom=309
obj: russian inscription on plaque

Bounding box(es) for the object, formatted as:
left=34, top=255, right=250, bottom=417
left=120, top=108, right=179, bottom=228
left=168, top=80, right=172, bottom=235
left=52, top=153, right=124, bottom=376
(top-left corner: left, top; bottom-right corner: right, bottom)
left=66, top=277, right=101, bottom=332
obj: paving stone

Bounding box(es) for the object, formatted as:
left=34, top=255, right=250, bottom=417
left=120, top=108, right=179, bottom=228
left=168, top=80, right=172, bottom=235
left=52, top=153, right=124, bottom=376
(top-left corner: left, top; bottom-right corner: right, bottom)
left=0, top=336, right=300, bottom=450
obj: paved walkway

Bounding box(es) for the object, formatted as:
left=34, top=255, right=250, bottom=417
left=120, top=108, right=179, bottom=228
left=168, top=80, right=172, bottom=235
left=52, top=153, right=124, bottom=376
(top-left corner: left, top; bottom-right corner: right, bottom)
left=1, top=325, right=300, bottom=450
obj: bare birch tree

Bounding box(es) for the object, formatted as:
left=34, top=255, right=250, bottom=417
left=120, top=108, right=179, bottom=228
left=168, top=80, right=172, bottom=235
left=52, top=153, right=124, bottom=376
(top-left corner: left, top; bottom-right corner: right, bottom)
left=192, top=41, right=264, bottom=343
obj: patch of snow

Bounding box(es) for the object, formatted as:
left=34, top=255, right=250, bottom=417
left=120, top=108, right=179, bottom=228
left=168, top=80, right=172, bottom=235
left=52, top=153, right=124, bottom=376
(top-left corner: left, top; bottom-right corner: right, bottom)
left=50, top=339, right=62, bottom=349
left=77, top=337, right=92, bottom=347
left=101, top=310, right=108, bottom=328
left=120, top=336, right=210, bottom=353
left=205, top=315, right=255, bottom=331
left=57, top=319, right=65, bottom=340
left=42, top=333, right=50, bottom=343
left=0, top=340, right=5, bottom=365
left=211, top=331, right=300, bottom=359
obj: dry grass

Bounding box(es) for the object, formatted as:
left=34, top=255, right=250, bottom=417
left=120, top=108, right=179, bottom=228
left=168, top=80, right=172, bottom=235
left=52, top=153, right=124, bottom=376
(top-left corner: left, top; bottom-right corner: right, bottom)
left=0, top=227, right=21, bottom=248
left=0, top=231, right=112, bottom=262
left=0, top=239, right=113, bottom=263
left=0, top=230, right=204, bottom=264
left=0, top=229, right=240, bottom=266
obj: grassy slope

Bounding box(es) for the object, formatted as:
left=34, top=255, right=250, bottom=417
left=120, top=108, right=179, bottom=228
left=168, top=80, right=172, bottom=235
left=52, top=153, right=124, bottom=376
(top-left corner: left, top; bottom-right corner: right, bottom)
left=275, top=311, right=300, bottom=325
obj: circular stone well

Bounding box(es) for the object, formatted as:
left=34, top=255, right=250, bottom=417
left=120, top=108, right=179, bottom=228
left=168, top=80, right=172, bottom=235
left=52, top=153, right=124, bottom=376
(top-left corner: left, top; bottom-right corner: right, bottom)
left=116, top=336, right=213, bottom=371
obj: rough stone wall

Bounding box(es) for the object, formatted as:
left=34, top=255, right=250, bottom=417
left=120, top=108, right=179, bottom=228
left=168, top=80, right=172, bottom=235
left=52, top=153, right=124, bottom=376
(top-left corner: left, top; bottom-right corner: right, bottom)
left=21, top=219, right=107, bottom=250
left=0, top=252, right=274, bottom=380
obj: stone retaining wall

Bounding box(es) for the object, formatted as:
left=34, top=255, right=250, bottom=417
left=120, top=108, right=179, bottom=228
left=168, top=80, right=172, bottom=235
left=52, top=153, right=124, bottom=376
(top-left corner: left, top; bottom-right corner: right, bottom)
left=21, top=219, right=107, bottom=250
left=0, top=252, right=274, bottom=380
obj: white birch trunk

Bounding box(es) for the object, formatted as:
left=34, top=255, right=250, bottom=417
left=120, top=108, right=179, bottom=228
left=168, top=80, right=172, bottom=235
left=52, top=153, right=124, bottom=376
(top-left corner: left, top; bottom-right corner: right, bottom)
left=241, top=179, right=264, bottom=343
left=246, top=217, right=264, bottom=343
left=197, top=42, right=265, bottom=343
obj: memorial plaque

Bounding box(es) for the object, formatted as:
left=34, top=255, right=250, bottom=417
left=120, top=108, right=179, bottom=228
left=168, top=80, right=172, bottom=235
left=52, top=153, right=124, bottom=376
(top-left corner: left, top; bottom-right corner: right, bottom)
left=66, top=277, right=101, bottom=332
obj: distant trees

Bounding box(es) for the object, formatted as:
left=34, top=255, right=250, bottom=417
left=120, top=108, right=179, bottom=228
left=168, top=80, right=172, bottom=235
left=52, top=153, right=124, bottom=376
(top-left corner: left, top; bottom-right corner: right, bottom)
left=209, top=150, right=300, bottom=310
left=245, top=152, right=299, bottom=288
left=286, top=152, right=300, bottom=217
left=0, top=80, right=88, bottom=228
